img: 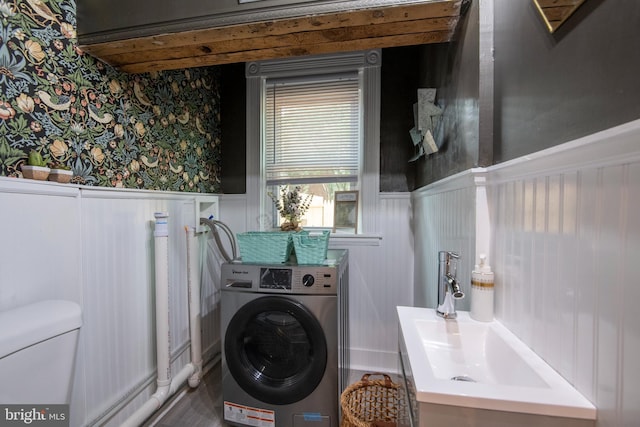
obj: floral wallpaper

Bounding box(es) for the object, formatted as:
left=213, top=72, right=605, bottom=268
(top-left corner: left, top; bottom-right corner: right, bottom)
left=0, top=0, right=221, bottom=192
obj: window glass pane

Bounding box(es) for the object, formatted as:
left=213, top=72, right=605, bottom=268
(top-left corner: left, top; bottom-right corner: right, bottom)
left=268, top=182, right=356, bottom=228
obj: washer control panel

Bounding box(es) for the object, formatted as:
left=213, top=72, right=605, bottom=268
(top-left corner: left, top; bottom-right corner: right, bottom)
left=221, top=263, right=338, bottom=295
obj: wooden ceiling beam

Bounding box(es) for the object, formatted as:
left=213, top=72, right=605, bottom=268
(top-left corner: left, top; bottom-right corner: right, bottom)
left=79, top=0, right=463, bottom=73
left=109, top=17, right=458, bottom=67
left=117, top=30, right=454, bottom=73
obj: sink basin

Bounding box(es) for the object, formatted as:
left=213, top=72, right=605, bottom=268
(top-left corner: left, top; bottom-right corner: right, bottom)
left=397, top=306, right=596, bottom=426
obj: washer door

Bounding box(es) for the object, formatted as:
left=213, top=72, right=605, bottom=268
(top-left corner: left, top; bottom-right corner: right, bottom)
left=224, top=295, right=328, bottom=405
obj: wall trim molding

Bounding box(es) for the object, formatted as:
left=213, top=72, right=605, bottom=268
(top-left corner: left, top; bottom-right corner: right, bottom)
left=79, top=186, right=218, bottom=200
left=487, top=118, right=640, bottom=185
left=413, top=118, right=640, bottom=195
left=412, top=167, right=487, bottom=198
left=0, top=177, right=80, bottom=197
left=379, top=191, right=411, bottom=199
left=0, top=176, right=222, bottom=201
left=246, top=49, right=381, bottom=78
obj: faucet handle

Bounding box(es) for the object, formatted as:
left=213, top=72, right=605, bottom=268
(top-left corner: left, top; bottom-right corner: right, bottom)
left=445, top=251, right=460, bottom=277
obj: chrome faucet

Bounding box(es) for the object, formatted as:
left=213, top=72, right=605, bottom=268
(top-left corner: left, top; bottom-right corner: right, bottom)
left=437, top=251, right=464, bottom=319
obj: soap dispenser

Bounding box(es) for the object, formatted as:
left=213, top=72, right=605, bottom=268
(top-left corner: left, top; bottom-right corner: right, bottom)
left=470, top=254, right=494, bottom=322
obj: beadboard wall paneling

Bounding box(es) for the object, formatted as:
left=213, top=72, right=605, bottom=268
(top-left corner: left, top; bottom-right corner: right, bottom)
left=336, top=193, right=414, bottom=372
left=0, top=180, right=221, bottom=427
left=412, top=171, right=479, bottom=311
left=79, top=193, right=185, bottom=425
left=410, top=119, right=640, bottom=426
left=0, top=179, right=81, bottom=312
left=0, top=183, right=412, bottom=426
left=489, top=119, right=640, bottom=427
left=77, top=189, right=221, bottom=426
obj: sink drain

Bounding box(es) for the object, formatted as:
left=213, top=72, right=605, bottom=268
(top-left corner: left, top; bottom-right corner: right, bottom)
left=451, top=375, right=476, bottom=382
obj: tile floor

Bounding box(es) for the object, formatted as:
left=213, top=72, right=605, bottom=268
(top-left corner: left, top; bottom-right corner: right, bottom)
left=142, top=362, right=384, bottom=427
left=143, top=362, right=228, bottom=427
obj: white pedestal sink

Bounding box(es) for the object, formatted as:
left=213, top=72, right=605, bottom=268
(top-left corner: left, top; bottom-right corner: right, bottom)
left=397, top=306, right=596, bottom=427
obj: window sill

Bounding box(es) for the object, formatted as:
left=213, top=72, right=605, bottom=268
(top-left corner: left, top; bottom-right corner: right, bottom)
left=329, top=233, right=382, bottom=247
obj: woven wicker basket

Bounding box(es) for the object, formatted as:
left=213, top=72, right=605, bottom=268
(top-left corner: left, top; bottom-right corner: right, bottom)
left=340, top=373, right=409, bottom=427
left=236, top=231, right=293, bottom=264
left=291, top=230, right=330, bottom=265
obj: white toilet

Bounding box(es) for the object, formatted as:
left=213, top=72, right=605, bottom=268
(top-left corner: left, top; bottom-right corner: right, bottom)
left=0, top=300, right=82, bottom=404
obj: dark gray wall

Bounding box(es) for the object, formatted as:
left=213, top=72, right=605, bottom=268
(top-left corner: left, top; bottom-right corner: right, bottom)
left=220, top=63, right=247, bottom=194
left=494, top=0, right=640, bottom=163
left=414, top=0, right=481, bottom=188
left=380, top=46, right=420, bottom=192
left=220, top=47, right=423, bottom=194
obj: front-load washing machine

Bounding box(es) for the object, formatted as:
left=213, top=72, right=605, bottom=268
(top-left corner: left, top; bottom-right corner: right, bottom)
left=220, top=249, right=348, bottom=427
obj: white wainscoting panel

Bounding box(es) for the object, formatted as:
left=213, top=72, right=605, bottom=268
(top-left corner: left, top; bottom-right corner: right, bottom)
left=411, top=120, right=640, bottom=426
left=334, top=193, right=414, bottom=373
left=412, top=171, right=479, bottom=311
left=489, top=119, right=640, bottom=427
left=79, top=191, right=186, bottom=425
left=76, top=189, right=221, bottom=427
left=0, top=180, right=221, bottom=427
left=0, top=179, right=81, bottom=312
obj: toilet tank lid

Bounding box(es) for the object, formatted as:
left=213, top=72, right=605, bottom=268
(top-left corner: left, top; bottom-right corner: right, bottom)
left=0, top=300, right=82, bottom=359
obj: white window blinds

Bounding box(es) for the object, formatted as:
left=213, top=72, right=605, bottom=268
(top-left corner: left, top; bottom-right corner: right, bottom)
left=264, top=73, right=361, bottom=186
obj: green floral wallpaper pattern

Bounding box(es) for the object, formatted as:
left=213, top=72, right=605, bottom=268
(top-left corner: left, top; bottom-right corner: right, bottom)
left=0, top=0, right=221, bottom=192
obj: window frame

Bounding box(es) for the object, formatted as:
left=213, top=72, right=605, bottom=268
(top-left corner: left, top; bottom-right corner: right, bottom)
left=245, top=50, right=381, bottom=234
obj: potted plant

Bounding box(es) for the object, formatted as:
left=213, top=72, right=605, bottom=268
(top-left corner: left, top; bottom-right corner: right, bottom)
left=48, top=163, right=73, bottom=183
left=21, top=151, right=50, bottom=181
left=269, top=185, right=313, bottom=231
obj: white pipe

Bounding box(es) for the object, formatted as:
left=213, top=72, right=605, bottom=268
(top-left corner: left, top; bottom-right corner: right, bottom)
left=154, top=213, right=171, bottom=390
left=121, top=213, right=202, bottom=427
left=186, top=226, right=203, bottom=387
left=121, top=364, right=195, bottom=427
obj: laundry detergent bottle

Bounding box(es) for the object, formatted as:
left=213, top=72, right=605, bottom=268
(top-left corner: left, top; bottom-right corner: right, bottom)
left=470, top=254, right=494, bottom=322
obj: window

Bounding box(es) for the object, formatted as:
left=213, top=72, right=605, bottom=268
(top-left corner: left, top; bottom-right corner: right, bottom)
left=246, top=50, right=381, bottom=234
left=264, top=74, right=361, bottom=229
